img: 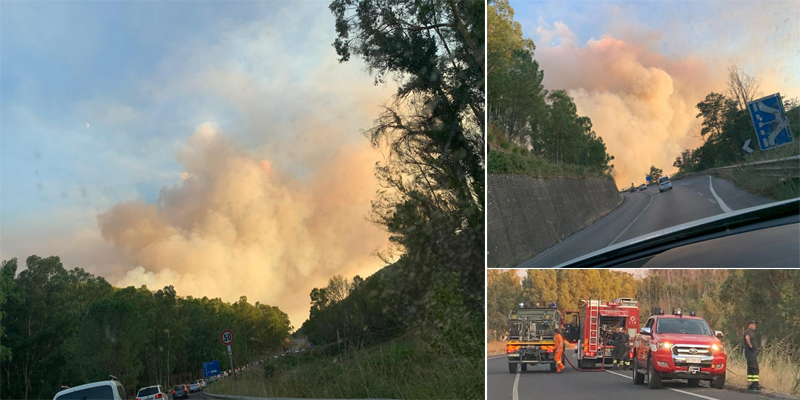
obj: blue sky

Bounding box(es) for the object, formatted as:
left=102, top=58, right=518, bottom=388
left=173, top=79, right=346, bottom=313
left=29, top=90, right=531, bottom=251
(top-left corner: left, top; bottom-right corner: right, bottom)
left=1, top=1, right=394, bottom=324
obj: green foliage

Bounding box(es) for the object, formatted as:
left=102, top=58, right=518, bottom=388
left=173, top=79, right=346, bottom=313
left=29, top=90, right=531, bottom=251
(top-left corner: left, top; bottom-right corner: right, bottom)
left=0, top=255, right=291, bottom=400
left=210, top=334, right=483, bottom=400
left=488, top=148, right=613, bottom=179
left=648, top=165, right=663, bottom=182
left=323, top=5, right=484, bottom=396
left=488, top=1, right=615, bottom=177
left=674, top=86, right=799, bottom=177
left=262, top=362, right=276, bottom=379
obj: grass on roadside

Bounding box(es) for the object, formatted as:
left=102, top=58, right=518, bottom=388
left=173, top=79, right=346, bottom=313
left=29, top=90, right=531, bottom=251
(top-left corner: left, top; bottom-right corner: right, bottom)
left=208, top=333, right=483, bottom=399
left=724, top=342, right=800, bottom=395
left=716, top=166, right=800, bottom=201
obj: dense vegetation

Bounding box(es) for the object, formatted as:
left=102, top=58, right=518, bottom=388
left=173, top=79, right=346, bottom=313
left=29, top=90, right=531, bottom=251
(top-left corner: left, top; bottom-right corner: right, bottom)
left=673, top=67, right=800, bottom=175
left=488, top=269, right=800, bottom=354
left=488, top=0, right=615, bottom=178
left=0, top=256, right=291, bottom=399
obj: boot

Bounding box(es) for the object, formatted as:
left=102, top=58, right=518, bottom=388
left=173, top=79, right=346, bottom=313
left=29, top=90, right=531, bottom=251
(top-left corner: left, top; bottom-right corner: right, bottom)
left=753, top=383, right=763, bottom=391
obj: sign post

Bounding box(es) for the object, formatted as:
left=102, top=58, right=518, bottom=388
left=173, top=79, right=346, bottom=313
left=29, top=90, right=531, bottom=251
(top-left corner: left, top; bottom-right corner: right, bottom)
left=221, top=329, right=235, bottom=381
left=747, top=93, right=794, bottom=152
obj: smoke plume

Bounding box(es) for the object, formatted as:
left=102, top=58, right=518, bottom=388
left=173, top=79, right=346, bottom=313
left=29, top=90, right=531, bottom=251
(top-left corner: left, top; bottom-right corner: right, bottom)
left=99, top=123, right=389, bottom=326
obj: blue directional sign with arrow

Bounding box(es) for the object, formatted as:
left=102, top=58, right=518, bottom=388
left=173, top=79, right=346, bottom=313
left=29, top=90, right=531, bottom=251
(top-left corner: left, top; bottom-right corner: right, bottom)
left=747, top=93, right=794, bottom=151
left=203, top=360, right=221, bottom=377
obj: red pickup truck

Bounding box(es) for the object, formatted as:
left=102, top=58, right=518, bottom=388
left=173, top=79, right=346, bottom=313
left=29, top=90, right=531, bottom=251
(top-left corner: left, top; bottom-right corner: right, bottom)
left=632, top=309, right=726, bottom=389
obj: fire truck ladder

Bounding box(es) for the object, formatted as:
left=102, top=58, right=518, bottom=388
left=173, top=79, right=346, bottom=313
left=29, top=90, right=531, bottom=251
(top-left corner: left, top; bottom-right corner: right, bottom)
left=588, top=300, right=600, bottom=356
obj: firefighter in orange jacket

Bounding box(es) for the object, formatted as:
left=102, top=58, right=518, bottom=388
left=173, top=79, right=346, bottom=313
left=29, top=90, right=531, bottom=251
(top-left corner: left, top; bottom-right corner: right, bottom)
left=554, top=328, right=565, bottom=373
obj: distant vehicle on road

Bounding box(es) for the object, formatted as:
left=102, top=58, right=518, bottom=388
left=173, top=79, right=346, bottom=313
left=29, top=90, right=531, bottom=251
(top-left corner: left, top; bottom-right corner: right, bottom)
left=172, top=384, right=190, bottom=399
left=188, top=382, right=201, bottom=393
left=197, top=379, right=207, bottom=389
left=136, top=385, right=168, bottom=400
left=54, top=376, right=126, bottom=400
left=633, top=308, right=726, bottom=389
left=658, top=176, right=672, bottom=192
left=639, top=184, right=647, bottom=191
left=629, top=184, right=637, bottom=193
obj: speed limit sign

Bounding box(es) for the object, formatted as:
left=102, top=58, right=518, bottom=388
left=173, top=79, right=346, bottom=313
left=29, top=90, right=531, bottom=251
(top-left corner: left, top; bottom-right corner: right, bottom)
left=220, top=329, right=234, bottom=346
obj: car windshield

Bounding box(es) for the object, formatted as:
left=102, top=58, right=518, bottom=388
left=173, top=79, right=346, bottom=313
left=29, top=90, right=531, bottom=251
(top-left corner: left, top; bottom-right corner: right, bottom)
left=656, top=318, right=712, bottom=335
left=659, top=177, right=669, bottom=183
left=175, top=386, right=184, bottom=391
left=55, top=385, right=114, bottom=400
left=137, top=387, right=158, bottom=397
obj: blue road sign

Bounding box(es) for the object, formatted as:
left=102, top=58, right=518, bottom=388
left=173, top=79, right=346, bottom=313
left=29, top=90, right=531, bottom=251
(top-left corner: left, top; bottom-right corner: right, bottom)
left=747, top=93, right=794, bottom=151
left=203, top=360, right=221, bottom=377
left=646, top=176, right=651, bottom=182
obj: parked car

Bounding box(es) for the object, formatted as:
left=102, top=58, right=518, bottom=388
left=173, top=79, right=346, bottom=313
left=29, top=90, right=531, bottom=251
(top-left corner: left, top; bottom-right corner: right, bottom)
left=172, top=384, right=190, bottom=399
left=136, top=385, right=168, bottom=400
left=658, top=176, right=673, bottom=192
left=54, top=376, right=125, bottom=400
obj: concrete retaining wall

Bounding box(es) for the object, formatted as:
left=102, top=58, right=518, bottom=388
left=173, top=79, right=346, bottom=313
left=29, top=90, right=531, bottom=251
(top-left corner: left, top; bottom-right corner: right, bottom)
left=487, top=174, right=623, bottom=267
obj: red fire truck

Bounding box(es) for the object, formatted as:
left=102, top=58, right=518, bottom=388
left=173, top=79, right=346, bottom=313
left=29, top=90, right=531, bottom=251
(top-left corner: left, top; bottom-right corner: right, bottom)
left=563, top=298, right=640, bottom=369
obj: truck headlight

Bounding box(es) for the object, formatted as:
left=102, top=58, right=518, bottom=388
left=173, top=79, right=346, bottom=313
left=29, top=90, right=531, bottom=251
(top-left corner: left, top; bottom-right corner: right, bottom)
left=660, top=341, right=672, bottom=350
left=711, top=344, right=723, bottom=353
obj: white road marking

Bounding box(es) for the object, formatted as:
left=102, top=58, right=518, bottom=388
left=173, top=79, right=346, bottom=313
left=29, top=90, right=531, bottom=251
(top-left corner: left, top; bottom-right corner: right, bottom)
left=708, top=176, right=733, bottom=213
left=609, top=191, right=653, bottom=246
left=697, top=192, right=704, bottom=196
left=707, top=199, right=717, bottom=204
left=512, top=368, right=520, bottom=400
left=604, top=370, right=724, bottom=400
left=487, top=355, right=505, bottom=360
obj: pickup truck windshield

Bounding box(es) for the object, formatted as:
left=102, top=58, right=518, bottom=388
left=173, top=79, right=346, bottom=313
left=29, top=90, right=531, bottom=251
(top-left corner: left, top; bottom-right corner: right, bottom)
left=656, top=318, right=712, bottom=335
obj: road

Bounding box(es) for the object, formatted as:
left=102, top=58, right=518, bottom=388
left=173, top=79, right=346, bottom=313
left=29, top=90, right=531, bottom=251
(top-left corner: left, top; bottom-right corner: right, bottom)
left=518, top=175, right=775, bottom=268
left=487, top=354, right=780, bottom=400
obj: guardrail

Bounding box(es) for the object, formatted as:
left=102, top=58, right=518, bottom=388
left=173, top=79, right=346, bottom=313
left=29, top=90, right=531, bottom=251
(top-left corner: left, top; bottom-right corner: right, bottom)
left=679, top=155, right=800, bottom=180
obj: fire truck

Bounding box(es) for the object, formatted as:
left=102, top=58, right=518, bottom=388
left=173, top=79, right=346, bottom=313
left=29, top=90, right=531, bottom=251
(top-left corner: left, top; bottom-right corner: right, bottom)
left=563, top=298, right=640, bottom=369
left=506, top=304, right=562, bottom=373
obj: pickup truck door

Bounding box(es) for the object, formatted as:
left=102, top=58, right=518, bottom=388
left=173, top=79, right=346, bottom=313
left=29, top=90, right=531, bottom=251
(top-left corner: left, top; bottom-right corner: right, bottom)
left=563, top=311, right=581, bottom=343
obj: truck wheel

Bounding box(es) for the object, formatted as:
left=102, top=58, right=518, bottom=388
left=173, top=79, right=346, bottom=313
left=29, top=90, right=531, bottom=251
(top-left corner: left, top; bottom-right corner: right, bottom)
left=508, top=363, right=517, bottom=374
left=711, top=372, right=726, bottom=389
left=521, top=363, right=527, bottom=372
left=550, top=361, right=557, bottom=372
left=633, top=357, right=644, bottom=385
left=647, top=358, right=662, bottom=389
left=687, top=379, right=700, bottom=387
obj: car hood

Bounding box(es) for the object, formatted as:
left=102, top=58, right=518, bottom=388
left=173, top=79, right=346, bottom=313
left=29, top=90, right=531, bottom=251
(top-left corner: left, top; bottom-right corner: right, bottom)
left=655, top=333, right=722, bottom=346
left=553, top=198, right=799, bottom=268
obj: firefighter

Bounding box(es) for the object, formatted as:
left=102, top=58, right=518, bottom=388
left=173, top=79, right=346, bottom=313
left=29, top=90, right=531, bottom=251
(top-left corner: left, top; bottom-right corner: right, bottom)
left=553, top=328, right=565, bottom=373
left=620, top=327, right=631, bottom=368
left=744, top=320, right=762, bottom=391
left=612, top=326, right=625, bottom=369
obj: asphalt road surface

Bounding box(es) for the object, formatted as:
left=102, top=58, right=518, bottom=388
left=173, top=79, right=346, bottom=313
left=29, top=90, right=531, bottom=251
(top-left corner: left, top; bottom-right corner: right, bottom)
left=487, top=354, right=779, bottom=400
left=518, top=175, right=775, bottom=268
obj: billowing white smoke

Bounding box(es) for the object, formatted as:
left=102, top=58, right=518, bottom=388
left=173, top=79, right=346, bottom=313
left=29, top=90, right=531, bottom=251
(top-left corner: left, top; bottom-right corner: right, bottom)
left=99, top=123, right=389, bottom=326
left=534, top=20, right=725, bottom=186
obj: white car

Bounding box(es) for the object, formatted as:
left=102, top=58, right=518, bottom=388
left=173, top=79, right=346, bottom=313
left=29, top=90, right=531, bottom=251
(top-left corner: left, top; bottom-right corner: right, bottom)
left=135, top=385, right=168, bottom=400
left=658, top=176, right=673, bottom=192
left=188, top=382, right=202, bottom=393
left=54, top=376, right=126, bottom=400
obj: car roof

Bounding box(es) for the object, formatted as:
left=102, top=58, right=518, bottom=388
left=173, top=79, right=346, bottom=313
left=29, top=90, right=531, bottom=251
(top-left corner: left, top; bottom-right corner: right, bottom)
left=55, top=381, right=118, bottom=398
left=653, top=315, right=704, bottom=320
